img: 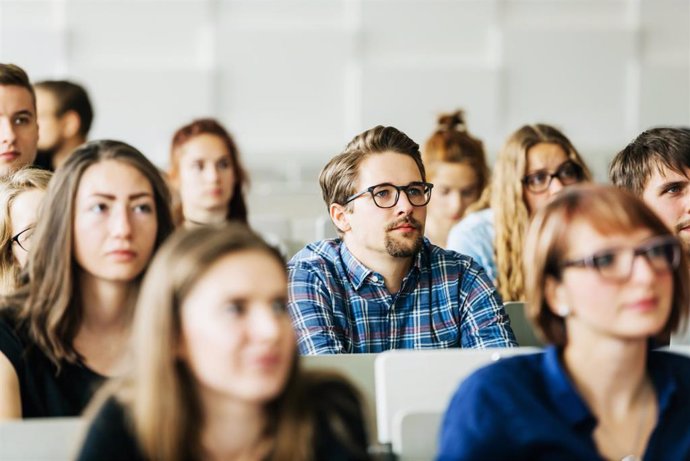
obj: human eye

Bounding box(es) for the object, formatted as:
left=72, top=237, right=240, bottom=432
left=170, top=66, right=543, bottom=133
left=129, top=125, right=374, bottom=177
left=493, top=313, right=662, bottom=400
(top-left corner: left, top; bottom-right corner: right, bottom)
left=271, top=298, right=288, bottom=314
left=192, top=160, right=204, bottom=171
left=406, top=184, right=425, bottom=197
left=88, top=203, right=108, bottom=214
left=557, top=162, right=582, bottom=182
left=218, top=158, right=232, bottom=170
left=591, top=251, right=617, bottom=269
left=461, top=186, right=479, bottom=199
left=12, top=114, right=32, bottom=126
left=526, top=171, right=548, bottom=187
left=133, top=202, right=154, bottom=214
left=225, top=301, right=246, bottom=316
left=373, top=187, right=392, bottom=199
left=661, top=182, right=685, bottom=195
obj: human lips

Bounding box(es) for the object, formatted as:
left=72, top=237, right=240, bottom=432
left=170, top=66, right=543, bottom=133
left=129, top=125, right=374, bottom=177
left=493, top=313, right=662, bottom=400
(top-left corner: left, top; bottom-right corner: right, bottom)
left=107, top=249, right=137, bottom=261
left=676, top=219, right=690, bottom=233
left=387, top=217, right=422, bottom=232
left=0, top=150, right=20, bottom=162
left=624, top=297, right=659, bottom=312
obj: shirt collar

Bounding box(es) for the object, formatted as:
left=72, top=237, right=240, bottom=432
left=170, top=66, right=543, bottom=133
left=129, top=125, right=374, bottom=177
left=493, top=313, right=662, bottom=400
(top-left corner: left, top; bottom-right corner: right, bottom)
left=339, top=238, right=428, bottom=291
left=542, top=345, right=681, bottom=427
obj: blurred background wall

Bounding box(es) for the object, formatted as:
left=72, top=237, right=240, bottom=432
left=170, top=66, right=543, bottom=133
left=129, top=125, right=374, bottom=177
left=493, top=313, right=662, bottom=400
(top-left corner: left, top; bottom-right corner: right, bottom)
left=1, top=0, right=688, bottom=246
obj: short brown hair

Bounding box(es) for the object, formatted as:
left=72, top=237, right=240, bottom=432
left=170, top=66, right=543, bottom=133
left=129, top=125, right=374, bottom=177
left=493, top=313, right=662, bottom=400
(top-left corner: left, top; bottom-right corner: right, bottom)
left=524, top=184, right=689, bottom=346
left=609, top=127, right=690, bottom=196
left=319, top=125, right=425, bottom=209
left=0, top=63, right=35, bottom=107
left=423, top=110, right=489, bottom=194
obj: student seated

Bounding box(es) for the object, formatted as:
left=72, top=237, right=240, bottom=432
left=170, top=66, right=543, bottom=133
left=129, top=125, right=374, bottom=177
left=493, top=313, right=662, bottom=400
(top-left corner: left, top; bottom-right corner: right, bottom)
left=422, top=110, right=489, bottom=248
left=168, top=118, right=249, bottom=227
left=447, top=124, right=591, bottom=297
left=288, top=125, right=515, bottom=354
left=0, top=140, right=174, bottom=418
left=76, top=224, right=370, bottom=461
left=437, top=185, right=690, bottom=461
left=0, top=167, right=52, bottom=294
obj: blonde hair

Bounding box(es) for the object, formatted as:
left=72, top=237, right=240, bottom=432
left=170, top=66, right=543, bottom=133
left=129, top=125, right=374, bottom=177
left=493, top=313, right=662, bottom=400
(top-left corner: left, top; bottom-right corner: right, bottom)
left=524, top=184, right=689, bottom=345
left=492, top=124, right=591, bottom=301
left=0, top=167, right=52, bottom=294
left=423, top=110, right=490, bottom=210
left=87, top=224, right=367, bottom=461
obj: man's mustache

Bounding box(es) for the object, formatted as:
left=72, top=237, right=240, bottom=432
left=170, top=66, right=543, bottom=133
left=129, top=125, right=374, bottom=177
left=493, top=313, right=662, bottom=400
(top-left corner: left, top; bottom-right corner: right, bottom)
left=385, top=216, right=422, bottom=231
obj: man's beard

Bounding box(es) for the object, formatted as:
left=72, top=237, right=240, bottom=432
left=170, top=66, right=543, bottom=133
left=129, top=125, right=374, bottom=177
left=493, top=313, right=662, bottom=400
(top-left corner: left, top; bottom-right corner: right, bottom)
left=384, top=215, right=424, bottom=258
left=675, top=219, right=690, bottom=250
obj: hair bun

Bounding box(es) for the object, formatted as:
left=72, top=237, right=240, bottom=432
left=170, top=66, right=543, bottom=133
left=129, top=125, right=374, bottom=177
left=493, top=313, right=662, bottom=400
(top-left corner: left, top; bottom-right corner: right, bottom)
left=438, top=110, right=466, bottom=132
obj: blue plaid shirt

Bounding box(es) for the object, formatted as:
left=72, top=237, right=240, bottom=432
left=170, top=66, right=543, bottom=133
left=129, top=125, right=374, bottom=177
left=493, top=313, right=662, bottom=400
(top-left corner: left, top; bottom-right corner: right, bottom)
left=287, top=238, right=517, bottom=354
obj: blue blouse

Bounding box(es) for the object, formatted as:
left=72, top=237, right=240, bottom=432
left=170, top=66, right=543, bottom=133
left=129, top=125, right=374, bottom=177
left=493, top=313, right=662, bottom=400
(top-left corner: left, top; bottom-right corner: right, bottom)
left=446, top=208, right=496, bottom=282
left=436, top=346, right=690, bottom=461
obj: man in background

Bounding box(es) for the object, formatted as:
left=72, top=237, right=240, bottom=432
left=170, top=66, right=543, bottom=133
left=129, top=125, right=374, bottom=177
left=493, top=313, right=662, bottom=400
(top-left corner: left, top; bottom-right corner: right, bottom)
left=34, top=80, right=93, bottom=170
left=0, top=63, right=38, bottom=176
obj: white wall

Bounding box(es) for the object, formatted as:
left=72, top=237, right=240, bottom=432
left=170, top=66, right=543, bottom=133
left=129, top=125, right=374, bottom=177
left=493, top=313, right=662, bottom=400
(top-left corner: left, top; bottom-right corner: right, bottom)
left=1, top=0, right=688, bottom=243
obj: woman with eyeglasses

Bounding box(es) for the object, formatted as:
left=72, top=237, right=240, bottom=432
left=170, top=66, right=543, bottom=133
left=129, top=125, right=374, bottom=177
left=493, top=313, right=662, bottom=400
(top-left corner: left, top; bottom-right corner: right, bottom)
left=76, top=224, right=369, bottom=461
left=437, top=184, right=690, bottom=461
left=0, top=167, right=52, bottom=295
left=0, top=140, right=174, bottom=418
left=169, top=118, right=249, bottom=227
left=447, top=124, right=591, bottom=301
left=422, top=110, right=489, bottom=247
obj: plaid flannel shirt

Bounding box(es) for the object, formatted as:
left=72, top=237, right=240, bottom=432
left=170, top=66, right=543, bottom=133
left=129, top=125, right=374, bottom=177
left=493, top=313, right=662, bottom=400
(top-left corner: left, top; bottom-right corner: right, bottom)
left=287, top=238, right=517, bottom=354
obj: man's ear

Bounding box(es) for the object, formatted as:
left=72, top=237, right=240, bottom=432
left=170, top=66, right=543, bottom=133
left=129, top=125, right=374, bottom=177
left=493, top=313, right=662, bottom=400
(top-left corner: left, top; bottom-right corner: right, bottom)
left=329, top=203, right=351, bottom=234
left=61, top=110, right=81, bottom=139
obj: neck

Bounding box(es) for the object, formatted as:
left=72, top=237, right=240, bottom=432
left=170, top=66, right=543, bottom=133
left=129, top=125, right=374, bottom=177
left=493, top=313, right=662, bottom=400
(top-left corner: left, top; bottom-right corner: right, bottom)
left=52, top=137, right=85, bottom=170
left=183, top=206, right=227, bottom=226
left=199, top=389, right=268, bottom=461
left=343, top=238, right=413, bottom=293
left=424, top=219, right=452, bottom=248
left=78, top=272, right=133, bottom=332
left=563, top=332, right=649, bottom=414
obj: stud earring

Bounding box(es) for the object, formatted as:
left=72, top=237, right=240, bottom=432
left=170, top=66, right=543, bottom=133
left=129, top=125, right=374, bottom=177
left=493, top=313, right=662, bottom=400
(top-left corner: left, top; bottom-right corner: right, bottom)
left=557, top=304, right=570, bottom=318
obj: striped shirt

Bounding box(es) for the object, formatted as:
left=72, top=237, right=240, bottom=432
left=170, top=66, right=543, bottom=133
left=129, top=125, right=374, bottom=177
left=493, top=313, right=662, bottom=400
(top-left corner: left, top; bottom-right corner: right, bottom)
left=287, top=238, right=517, bottom=354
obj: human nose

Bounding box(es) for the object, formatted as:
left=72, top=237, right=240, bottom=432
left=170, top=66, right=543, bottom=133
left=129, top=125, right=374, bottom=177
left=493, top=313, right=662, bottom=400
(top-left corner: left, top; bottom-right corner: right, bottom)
left=394, top=188, right=415, bottom=215
left=0, top=118, right=16, bottom=148
left=250, top=304, right=282, bottom=342
left=628, top=252, right=658, bottom=283
left=203, top=164, right=220, bottom=183
left=110, top=205, right=132, bottom=238
left=547, top=175, right=565, bottom=196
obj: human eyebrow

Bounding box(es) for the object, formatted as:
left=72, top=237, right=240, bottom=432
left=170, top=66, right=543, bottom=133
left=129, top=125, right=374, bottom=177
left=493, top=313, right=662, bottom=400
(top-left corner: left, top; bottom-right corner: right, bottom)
left=657, top=180, right=688, bottom=195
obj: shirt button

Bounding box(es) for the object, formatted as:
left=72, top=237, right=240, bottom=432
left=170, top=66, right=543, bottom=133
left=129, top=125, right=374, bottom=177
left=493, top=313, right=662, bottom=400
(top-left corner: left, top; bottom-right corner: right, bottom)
left=371, top=275, right=379, bottom=282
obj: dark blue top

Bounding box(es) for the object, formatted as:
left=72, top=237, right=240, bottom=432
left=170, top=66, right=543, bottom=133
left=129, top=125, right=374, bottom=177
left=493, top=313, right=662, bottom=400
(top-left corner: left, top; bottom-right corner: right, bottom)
left=436, top=346, right=690, bottom=461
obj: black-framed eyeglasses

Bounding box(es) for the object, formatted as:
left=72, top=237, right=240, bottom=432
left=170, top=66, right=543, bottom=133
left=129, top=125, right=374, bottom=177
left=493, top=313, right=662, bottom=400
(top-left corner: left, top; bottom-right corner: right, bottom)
left=345, top=182, right=434, bottom=209
left=11, top=226, right=34, bottom=252
left=561, top=235, right=681, bottom=282
left=522, top=160, right=584, bottom=193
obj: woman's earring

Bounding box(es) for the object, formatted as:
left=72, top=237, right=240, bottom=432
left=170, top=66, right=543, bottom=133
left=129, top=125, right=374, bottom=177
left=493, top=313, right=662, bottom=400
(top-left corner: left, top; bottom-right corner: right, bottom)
left=557, top=304, right=570, bottom=318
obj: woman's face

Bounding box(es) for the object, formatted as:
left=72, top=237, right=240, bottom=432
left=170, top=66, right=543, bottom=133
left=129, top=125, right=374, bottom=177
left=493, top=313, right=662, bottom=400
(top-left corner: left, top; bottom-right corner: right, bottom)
left=179, top=249, right=295, bottom=405
left=547, top=221, right=674, bottom=343
left=73, top=160, right=158, bottom=283
left=176, top=134, right=235, bottom=218
left=523, top=143, right=580, bottom=215
left=9, top=188, right=45, bottom=267
left=427, top=162, right=481, bottom=226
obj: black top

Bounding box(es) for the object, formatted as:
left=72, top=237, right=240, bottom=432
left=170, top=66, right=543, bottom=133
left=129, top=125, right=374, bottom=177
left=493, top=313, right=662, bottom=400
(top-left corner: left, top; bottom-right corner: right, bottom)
left=76, top=378, right=370, bottom=461
left=0, top=311, right=106, bottom=417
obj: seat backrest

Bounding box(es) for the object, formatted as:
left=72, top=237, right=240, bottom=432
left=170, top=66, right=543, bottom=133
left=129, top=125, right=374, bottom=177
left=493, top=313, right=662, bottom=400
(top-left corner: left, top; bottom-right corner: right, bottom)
left=375, top=347, right=540, bottom=445
left=392, top=410, right=443, bottom=461
left=504, top=301, right=544, bottom=347
left=0, top=417, right=85, bottom=461
left=301, top=353, right=378, bottom=440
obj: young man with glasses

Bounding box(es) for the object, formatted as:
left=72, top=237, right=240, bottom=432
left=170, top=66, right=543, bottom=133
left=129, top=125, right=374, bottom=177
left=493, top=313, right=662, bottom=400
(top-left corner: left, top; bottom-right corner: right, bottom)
left=610, top=127, right=690, bottom=343
left=287, top=125, right=516, bottom=354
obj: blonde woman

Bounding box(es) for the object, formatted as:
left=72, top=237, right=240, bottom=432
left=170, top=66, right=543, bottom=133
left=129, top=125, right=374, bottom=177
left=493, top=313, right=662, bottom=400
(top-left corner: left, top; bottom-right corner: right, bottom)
left=447, top=124, right=591, bottom=299
left=76, top=224, right=369, bottom=461
left=0, top=167, right=52, bottom=294
left=0, top=140, right=174, bottom=418
left=422, top=110, right=489, bottom=247
left=437, top=185, right=690, bottom=460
